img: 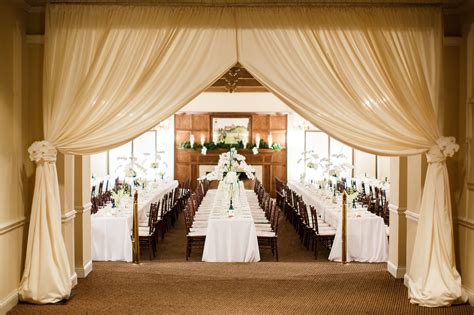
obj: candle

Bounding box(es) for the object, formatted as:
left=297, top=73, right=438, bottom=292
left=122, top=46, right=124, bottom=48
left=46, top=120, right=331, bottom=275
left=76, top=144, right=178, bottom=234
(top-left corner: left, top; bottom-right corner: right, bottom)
left=242, top=133, right=248, bottom=148
left=200, top=134, right=205, bottom=145
left=212, top=133, right=218, bottom=145
left=267, top=133, right=273, bottom=148
left=190, top=134, right=195, bottom=148
left=255, top=133, right=260, bottom=148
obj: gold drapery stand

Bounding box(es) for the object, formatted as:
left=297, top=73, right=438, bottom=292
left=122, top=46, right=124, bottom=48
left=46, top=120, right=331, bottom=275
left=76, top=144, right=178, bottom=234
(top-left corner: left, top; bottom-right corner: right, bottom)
left=342, top=191, right=347, bottom=264
left=132, top=190, right=140, bottom=264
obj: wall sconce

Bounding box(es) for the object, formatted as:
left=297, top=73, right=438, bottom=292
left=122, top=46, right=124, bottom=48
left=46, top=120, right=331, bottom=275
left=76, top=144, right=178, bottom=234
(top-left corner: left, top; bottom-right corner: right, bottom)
left=190, top=134, right=195, bottom=148
left=255, top=133, right=260, bottom=148
left=200, top=134, right=205, bottom=145
left=268, top=133, right=273, bottom=148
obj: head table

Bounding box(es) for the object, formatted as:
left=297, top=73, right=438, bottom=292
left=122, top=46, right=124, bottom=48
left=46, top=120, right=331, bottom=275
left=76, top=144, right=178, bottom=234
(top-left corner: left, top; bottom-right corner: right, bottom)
left=91, top=180, right=178, bottom=262
left=197, top=183, right=261, bottom=262
left=288, top=181, right=388, bottom=263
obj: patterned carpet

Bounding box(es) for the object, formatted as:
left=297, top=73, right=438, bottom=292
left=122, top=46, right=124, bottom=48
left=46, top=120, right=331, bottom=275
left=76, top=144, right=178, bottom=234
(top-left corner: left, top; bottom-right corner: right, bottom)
left=10, top=206, right=473, bottom=314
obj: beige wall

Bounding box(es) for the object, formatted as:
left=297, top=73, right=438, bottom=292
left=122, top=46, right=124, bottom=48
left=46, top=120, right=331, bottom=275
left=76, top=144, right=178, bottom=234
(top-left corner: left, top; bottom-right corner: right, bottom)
left=0, top=1, right=43, bottom=313
left=455, top=9, right=474, bottom=304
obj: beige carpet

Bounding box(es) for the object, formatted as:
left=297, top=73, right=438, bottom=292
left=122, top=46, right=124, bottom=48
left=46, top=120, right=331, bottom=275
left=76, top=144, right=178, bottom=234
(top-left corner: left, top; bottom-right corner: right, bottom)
left=10, top=209, right=473, bottom=314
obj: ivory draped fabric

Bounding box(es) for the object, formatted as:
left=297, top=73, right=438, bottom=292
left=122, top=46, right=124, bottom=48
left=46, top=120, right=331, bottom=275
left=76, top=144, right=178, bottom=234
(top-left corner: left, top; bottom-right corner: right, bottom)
left=236, top=8, right=465, bottom=306
left=19, top=5, right=237, bottom=304
left=19, top=4, right=466, bottom=307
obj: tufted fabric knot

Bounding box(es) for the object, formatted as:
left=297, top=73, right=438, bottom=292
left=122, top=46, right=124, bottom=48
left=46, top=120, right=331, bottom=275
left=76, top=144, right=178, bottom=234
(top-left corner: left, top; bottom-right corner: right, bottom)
left=426, top=137, right=459, bottom=163
left=28, top=141, right=57, bottom=163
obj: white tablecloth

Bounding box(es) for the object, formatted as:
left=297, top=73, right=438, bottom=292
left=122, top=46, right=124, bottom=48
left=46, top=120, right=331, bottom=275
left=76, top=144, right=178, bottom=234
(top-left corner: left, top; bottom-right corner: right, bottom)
left=288, top=181, right=388, bottom=263
left=201, top=186, right=260, bottom=262
left=91, top=180, right=178, bottom=262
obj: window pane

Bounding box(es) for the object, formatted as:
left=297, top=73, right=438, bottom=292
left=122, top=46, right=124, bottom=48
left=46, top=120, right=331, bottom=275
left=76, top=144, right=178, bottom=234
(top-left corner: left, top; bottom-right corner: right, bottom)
left=330, top=138, right=353, bottom=178
left=109, top=142, right=132, bottom=179
left=90, top=152, right=108, bottom=178
left=377, top=156, right=391, bottom=181
left=305, top=131, right=328, bottom=181
left=133, top=131, right=156, bottom=178
left=354, top=149, right=376, bottom=178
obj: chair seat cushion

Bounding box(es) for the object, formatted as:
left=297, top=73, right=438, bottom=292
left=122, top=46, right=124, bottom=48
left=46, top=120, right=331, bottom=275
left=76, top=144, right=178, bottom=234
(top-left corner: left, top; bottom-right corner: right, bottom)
left=317, top=229, right=336, bottom=236
left=257, top=231, right=276, bottom=238
left=188, top=230, right=206, bottom=237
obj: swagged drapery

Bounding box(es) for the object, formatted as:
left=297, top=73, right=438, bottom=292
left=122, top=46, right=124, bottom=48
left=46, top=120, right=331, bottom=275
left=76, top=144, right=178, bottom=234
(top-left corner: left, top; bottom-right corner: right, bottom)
left=19, top=4, right=466, bottom=307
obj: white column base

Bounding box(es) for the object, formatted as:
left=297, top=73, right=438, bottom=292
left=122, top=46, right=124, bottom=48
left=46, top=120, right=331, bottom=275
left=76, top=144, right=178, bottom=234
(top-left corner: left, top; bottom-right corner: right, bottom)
left=71, top=272, right=78, bottom=288
left=387, top=261, right=406, bottom=279
left=0, top=289, right=18, bottom=314
left=75, top=260, right=92, bottom=278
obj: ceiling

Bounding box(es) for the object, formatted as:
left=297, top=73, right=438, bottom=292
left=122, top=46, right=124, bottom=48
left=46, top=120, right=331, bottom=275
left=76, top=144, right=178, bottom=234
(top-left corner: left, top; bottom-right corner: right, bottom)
left=23, top=0, right=470, bottom=9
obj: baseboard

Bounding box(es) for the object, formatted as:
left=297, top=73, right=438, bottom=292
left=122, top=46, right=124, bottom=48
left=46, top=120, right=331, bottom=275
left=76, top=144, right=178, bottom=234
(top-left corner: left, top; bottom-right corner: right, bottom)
left=387, top=261, right=406, bottom=279
left=75, top=260, right=92, bottom=278
left=463, top=285, right=474, bottom=306
left=0, top=289, right=18, bottom=315
left=71, top=272, right=78, bottom=288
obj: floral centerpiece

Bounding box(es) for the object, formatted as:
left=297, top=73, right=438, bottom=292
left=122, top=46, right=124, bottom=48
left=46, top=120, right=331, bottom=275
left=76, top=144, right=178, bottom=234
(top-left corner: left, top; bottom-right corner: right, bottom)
left=201, top=147, right=255, bottom=182
left=200, top=148, right=255, bottom=214
left=111, top=188, right=125, bottom=208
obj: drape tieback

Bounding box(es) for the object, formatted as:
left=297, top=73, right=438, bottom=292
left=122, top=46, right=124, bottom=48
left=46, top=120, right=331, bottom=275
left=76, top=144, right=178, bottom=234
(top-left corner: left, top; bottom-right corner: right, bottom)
left=426, top=137, right=459, bottom=163
left=28, top=140, right=57, bottom=163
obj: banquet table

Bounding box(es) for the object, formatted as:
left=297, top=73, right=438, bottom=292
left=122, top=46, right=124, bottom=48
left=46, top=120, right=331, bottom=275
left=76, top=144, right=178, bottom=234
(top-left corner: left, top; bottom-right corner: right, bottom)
left=200, top=184, right=261, bottom=262
left=288, top=181, right=388, bottom=263
left=91, top=180, right=178, bottom=262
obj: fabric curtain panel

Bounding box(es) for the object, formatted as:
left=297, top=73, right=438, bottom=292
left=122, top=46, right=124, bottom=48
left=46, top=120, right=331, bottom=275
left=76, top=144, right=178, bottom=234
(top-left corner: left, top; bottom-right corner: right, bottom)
left=21, top=4, right=466, bottom=307
left=237, top=7, right=465, bottom=306
left=19, top=5, right=237, bottom=304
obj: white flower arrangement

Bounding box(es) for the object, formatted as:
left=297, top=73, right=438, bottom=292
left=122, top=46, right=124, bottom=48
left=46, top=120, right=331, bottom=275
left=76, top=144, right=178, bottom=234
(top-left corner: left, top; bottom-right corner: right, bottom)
left=125, top=167, right=137, bottom=178
left=111, top=188, right=125, bottom=207
left=298, top=151, right=353, bottom=178
left=201, top=148, right=255, bottom=181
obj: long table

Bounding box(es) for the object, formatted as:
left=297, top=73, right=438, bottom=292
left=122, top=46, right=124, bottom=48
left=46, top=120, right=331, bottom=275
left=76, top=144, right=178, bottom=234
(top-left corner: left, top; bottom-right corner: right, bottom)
left=288, top=181, right=388, bottom=263
left=200, top=184, right=261, bottom=262
left=91, top=180, right=178, bottom=262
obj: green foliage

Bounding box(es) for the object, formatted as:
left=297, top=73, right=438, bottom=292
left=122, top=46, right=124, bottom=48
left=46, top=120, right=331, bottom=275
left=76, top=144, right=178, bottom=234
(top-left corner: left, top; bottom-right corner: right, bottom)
left=178, top=140, right=282, bottom=151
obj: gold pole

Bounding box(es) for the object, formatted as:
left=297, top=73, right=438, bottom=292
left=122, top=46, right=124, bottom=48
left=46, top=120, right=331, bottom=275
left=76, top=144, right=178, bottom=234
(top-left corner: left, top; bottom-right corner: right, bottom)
left=132, top=190, right=140, bottom=264
left=342, top=191, right=347, bottom=264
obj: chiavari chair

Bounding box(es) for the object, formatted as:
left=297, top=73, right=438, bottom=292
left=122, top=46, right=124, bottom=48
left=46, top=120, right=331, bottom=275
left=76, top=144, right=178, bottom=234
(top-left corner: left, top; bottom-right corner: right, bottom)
left=257, top=203, right=280, bottom=261
left=139, top=202, right=159, bottom=260
left=309, top=205, right=336, bottom=259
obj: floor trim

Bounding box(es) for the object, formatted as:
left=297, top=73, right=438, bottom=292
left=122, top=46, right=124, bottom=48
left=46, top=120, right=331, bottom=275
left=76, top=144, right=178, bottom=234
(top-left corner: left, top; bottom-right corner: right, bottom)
left=71, top=272, right=78, bottom=288
left=0, top=289, right=18, bottom=314
left=387, top=261, right=406, bottom=279
left=76, top=260, right=93, bottom=278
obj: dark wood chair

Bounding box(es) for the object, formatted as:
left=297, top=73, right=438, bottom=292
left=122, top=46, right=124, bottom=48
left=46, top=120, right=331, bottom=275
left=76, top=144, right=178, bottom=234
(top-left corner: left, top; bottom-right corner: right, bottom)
left=183, top=203, right=206, bottom=261
left=257, top=204, right=280, bottom=261
left=309, top=205, right=336, bottom=259
left=139, top=202, right=159, bottom=260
